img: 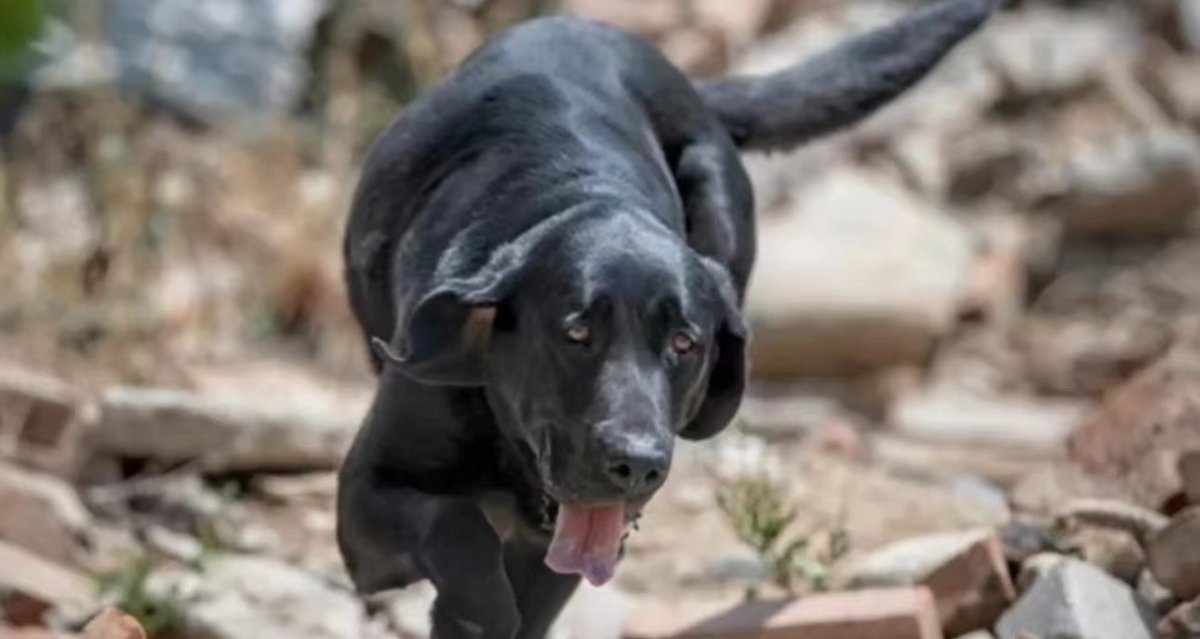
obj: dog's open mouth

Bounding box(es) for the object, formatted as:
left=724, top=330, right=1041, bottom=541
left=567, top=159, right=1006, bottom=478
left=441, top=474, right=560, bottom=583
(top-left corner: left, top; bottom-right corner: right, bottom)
left=544, top=502, right=630, bottom=586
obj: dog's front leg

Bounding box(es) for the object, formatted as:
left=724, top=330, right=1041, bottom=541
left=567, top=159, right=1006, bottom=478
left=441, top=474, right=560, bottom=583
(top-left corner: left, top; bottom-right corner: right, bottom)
left=338, top=474, right=521, bottom=638
left=424, top=499, right=521, bottom=639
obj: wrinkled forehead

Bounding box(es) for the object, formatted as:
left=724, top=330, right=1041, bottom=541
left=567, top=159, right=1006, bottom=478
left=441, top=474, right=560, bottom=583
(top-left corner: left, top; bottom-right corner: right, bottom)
left=527, top=215, right=700, bottom=313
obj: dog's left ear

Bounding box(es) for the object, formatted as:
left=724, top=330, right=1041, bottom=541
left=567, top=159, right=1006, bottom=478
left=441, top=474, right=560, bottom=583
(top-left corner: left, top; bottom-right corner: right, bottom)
left=373, top=250, right=523, bottom=386
left=680, top=260, right=747, bottom=441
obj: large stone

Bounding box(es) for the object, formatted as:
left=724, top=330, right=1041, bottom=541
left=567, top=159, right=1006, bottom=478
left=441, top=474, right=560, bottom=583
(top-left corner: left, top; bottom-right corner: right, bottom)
left=0, top=462, right=92, bottom=568
left=1017, top=315, right=1172, bottom=397
left=842, top=529, right=1015, bottom=636
left=890, top=388, right=1089, bottom=453
left=0, top=540, right=93, bottom=627
left=104, top=0, right=330, bottom=123
left=94, top=386, right=359, bottom=472
left=982, top=6, right=1139, bottom=97
left=746, top=168, right=974, bottom=377
left=995, top=558, right=1157, bottom=639
left=1068, top=354, right=1200, bottom=510
left=1146, top=506, right=1200, bottom=601
left=872, top=436, right=1054, bottom=489
left=151, top=556, right=369, bottom=639
left=624, top=587, right=943, bottom=639
left=1036, top=128, right=1200, bottom=241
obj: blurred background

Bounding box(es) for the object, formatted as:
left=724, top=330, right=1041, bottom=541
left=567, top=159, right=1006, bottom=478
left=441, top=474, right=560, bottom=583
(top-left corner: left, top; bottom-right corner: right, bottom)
left=1, top=0, right=1199, bottom=638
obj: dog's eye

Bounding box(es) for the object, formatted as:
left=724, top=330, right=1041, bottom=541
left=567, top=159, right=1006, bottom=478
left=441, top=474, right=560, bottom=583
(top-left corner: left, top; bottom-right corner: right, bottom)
left=671, top=332, right=697, bottom=355
left=565, top=323, right=591, bottom=344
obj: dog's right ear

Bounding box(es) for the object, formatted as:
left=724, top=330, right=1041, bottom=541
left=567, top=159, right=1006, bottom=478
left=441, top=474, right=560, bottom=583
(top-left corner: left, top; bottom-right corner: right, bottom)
left=374, top=251, right=523, bottom=386
left=697, top=0, right=1001, bottom=151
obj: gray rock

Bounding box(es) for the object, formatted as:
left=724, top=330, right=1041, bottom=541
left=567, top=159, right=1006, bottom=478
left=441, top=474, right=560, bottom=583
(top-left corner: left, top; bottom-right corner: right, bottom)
left=983, top=6, right=1139, bottom=97
left=1038, top=128, right=1200, bottom=242
left=996, top=558, right=1158, bottom=639
left=746, top=167, right=974, bottom=377
left=153, top=556, right=369, bottom=639
left=95, top=387, right=358, bottom=472
left=104, top=0, right=329, bottom=123
left=890, top=388, right=1089, bottom=453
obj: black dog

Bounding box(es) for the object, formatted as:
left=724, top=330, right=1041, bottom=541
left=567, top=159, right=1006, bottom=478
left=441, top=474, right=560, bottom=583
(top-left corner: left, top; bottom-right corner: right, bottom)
left=338, top=1, right=997, bottom=636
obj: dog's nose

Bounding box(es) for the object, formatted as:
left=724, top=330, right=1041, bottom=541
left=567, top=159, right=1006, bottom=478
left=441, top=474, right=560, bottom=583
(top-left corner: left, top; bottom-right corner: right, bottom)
left=605, top=444, right=669, bottom=494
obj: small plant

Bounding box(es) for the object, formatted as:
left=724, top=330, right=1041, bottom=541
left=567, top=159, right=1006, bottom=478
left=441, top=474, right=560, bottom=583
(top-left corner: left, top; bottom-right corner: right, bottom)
left=715, top=473, right=850, bottom=598
left=95, top=555, right=186, bottom=638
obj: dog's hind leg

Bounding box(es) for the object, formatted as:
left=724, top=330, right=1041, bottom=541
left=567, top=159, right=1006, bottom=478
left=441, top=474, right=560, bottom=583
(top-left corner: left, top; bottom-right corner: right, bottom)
left=503, top=540, right=580, bottom=639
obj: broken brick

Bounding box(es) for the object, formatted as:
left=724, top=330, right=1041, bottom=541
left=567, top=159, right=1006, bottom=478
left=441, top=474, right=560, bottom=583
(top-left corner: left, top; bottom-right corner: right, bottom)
left=844, top=529, right=1015, bottom=636
left=0, top=365, right=82, bottom=478
left=0, top=540, right=92, bottom=626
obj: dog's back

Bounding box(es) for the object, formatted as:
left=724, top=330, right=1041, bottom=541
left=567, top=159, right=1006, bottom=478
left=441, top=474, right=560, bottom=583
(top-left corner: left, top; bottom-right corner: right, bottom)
left=342, top=17, right=713, bottom=368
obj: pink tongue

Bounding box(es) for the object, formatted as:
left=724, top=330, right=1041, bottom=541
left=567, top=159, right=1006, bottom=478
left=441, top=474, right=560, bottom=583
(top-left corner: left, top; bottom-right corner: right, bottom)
left=544, top=503, right=626, bottom=586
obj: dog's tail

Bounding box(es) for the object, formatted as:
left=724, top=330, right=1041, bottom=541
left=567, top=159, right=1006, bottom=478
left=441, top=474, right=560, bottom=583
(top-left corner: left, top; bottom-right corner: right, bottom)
left=696, top=0, right=1001, bottom=152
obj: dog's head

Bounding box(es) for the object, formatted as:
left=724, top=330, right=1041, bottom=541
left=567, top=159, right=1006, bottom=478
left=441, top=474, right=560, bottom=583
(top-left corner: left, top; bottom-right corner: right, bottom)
left=374, top=212, right=743, bottom=509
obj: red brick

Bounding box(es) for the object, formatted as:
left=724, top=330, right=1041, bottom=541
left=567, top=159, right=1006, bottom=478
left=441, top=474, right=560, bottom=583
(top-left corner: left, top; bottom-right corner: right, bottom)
left=1068, top=356, right=1200, bottom=510
left=0, top=365, right=82, bottom=477
left=624, top=587, right=943, bottom=639
left=923, top=532, right=1016, bottom=636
